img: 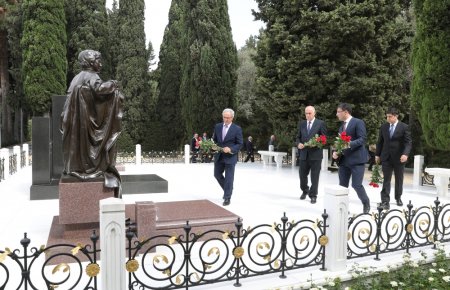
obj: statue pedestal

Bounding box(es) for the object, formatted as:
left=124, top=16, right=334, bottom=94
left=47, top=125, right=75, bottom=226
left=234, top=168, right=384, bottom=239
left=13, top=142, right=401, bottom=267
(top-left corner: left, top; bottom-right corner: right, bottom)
left=59, top=176, right=115, bottom=224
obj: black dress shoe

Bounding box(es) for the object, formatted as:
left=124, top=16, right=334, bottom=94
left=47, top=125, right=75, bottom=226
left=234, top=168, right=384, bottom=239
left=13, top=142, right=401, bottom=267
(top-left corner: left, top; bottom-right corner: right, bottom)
left=363, top=203, right=370, bottom=214
left=223, top=199, right=230, bottom=206
left=300, top=192, right=308, bottom=200
left=396, top=199, right=403, bottom=206
left=381, top=202, right=390, bottom=210
left=310, top=197, right=317, bottom=204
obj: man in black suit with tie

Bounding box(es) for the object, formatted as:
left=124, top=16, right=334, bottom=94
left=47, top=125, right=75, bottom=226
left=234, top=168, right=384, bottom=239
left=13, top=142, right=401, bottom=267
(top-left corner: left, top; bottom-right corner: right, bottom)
left=296, top=106, right=327, bottom=204
left=375, top=107, right=412, bottom=210
left=244, top=136, right=254, bottom=162
left=212, top=108, right=243, bottom=206
left=332, top=103, right=371, bottom=213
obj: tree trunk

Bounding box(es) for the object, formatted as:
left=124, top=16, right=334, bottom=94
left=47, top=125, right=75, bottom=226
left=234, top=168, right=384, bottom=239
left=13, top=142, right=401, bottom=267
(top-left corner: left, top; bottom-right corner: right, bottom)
left=0, top=28, right=13, bottom=147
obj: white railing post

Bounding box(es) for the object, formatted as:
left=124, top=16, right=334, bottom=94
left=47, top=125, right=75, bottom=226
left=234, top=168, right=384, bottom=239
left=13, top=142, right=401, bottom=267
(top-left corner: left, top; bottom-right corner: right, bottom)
left=0, top=148, right=9, bottom=179
left=324, top=185, right=349, bottom=271
left=100, top=198, right=126, bottom=290
left=135, top=144, right=141, bottom=165
left=13, top=146, right=21, bottom=171
left=322, top=149, right=328, bottom=172
left=413, top=155, right=424, bottom=190
left=268, top=145, right=274, bottom=164
left=23, top=144, right=29, bottom=166
left=291, top=147, right=297, bottom=167
left=184, top=144, right=190, bottom=164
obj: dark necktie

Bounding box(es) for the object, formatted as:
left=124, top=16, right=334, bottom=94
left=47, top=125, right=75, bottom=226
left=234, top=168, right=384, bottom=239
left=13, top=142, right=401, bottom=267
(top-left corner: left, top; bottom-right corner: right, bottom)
left=389, top=124, right=394, bottom=138
left=307, top=121, right=311, bottom=133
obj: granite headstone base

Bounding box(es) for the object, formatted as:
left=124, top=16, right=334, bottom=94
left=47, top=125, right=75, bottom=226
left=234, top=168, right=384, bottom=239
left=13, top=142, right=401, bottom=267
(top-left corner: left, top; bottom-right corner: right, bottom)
left=46, top=199, right=240, bottom=264
left=30, top=173, right=168, bottom=200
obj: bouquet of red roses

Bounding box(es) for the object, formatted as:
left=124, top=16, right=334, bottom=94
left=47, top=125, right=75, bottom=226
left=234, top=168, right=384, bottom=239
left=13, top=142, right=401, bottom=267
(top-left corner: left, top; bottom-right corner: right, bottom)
left=369, top=164, right=383, bottom=187
left=304, top=134, right=327, bottom=148
left=333, top=131, right=351, bottom=155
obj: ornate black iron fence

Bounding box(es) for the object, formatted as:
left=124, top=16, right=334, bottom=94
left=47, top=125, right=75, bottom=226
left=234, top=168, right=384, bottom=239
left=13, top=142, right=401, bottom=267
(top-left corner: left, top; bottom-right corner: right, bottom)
left=0, top=232, right=100, bottom=290
left=8, top=154, right=17, bottom=175
left=20, top=151, right=26, bottom=168
left=3, top=201, right=450, bottom=289
left=422, top=170, right=450, bottom=188
left=143, top=151, right=184, bottom=164
left=126, top=212, right=328, bottom=289
left=348, top=197, right=450, bottom=260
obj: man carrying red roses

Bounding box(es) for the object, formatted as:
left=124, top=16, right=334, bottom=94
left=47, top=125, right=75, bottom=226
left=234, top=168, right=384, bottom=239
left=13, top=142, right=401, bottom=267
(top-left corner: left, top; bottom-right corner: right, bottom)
left=296, top=106, right=327, bottom=204
left=332, top=103, right=371, bottom=214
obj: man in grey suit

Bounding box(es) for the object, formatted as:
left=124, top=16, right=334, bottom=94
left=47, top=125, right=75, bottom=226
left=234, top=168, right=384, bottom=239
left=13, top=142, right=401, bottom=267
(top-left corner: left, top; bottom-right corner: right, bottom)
left=296, top=106, right=327, bottom=204
left=332, top=103, right=371, bottom=214
left=376, top=107, right=412, bottom=210
left=212, top=108, right=243, bottom=206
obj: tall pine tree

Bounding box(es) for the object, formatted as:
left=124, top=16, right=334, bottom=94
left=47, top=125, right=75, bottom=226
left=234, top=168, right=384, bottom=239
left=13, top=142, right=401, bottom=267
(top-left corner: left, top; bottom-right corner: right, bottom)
left=21, top=0, right=67, bottom=115
left=179, top=0, right=238, bottom=138
left=66, top=0, right=111, bottom=82
left=153, top=0, right=185, bottom=150
left=412, top=0, right=450, bottom=154
left=115, top=0, right=150, bottom=145
left=254, top=0, right=413, bottom=145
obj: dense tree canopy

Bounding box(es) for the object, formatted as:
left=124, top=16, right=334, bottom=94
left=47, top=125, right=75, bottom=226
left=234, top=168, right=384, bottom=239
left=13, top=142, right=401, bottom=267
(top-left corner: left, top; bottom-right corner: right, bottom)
left=254, top=0, right=413, bottom=146
left=179, top=0, right=238, bottom=139
left=21, top=0, right=67, bottom=115
left=412, top=0, right=450, bottom=152
left=115, top=0, right=151, bottom=144
left=66, top=0, right=111, bottom=82
left=153, top=0, right=185, bottom=150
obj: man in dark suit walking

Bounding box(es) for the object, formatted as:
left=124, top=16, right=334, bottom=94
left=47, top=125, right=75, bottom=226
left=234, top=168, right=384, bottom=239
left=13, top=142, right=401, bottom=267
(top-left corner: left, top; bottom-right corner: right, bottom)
left=213, top=108, right=243, bottom=206
left=296, top=106, right=327, bottom=204
left=244, top=136, right=254, bottom=162
left=332, top=103, right=371, bottom=213
left=376, top=107, right=412, bottom=210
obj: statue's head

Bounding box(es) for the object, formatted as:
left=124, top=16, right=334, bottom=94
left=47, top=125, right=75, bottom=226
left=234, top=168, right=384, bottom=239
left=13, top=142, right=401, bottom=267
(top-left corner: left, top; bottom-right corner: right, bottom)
left=78, top=50, right=102, bottom=71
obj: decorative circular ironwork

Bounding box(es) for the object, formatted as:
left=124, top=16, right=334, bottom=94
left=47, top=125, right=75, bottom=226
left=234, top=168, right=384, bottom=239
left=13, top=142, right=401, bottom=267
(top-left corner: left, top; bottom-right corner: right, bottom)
left=318, top=235, right=328, bottom=246
left=85, top=263, right=100, bottom=277
left=233, top=247, right=244, bottom=259
left=406, top=223, right=413, bottom=233
left=126, top=259, right=139, bottom=272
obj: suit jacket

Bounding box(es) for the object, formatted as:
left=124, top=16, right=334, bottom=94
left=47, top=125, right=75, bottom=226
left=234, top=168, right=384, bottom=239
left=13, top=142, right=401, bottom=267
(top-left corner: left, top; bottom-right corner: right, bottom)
left=376, top=121, right=412, bottom=164
left=296, top=119, right=327, bottom=160
left=339, top=117, right=369, bottom=165
left=212, top=123, right=243, bottom=164
left=245, top=140, right=254, bottom=154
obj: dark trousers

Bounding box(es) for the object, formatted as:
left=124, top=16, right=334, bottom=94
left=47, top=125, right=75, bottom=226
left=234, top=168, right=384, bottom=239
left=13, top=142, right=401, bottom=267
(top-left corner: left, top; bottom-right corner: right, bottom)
left=338, top=163, right=370, bottom=204
left=214, top=161, right=236, bottom=200
left=380, top=160, right=405, bottom=203
left=244, top=153, right=254, bottom=162
left=299, top=159, right=321, bottom=197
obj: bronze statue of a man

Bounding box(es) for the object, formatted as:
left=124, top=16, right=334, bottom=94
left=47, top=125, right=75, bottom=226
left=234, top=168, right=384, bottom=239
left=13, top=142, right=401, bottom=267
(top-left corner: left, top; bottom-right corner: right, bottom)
left=60, top=49, right=124, bottom=197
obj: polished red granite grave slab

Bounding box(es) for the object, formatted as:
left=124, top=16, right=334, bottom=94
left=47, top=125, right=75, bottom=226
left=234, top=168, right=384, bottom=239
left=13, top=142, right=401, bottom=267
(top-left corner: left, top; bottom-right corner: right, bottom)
left=47, top=199, right=240, bottom=264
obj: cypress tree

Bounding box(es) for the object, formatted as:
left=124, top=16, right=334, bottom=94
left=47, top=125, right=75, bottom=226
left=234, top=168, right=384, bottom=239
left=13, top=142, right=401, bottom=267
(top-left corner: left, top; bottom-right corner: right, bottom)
left=254, top=0, right=413, bottom=145
left=179, top=0, right=238, bottom=138
left=21, top=0, right=67, bottom=115
left=116, top=0, right=150, bottom=145
left=153, top=0, right=185, bottom=150
left=107, top=0, right=120, bottom=78
left=412, top=0, right=450, bottom=152
left=66, top=0, right=111, bottom=82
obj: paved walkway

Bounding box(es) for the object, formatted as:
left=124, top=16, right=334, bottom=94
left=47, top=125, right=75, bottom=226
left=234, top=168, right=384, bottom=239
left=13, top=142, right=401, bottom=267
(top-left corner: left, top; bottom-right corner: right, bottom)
left=0, top=162, right=446, bottom=289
